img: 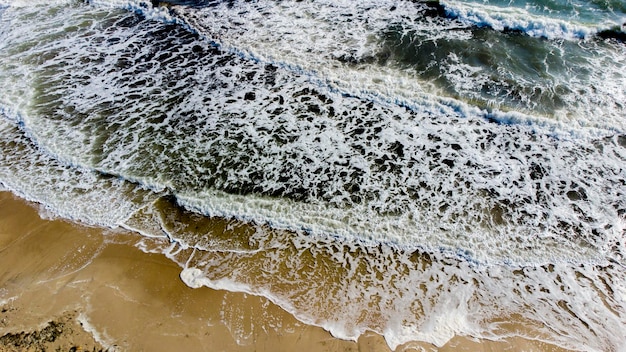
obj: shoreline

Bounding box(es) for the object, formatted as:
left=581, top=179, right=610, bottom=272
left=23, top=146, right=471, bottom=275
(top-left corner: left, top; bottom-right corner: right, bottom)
left=0, top=191, right=572, bottom=351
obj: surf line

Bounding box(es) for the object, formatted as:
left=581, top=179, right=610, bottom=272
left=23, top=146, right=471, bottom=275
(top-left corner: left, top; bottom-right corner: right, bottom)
left=102, top=0, right=595, bottom=136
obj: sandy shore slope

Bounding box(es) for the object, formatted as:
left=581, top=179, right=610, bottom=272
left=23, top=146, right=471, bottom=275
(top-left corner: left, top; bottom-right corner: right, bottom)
left=0, top=191, right=571, bottom=351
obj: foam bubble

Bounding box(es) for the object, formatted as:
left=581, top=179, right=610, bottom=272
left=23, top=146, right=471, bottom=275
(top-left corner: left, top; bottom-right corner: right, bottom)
left=179, top=267, right=206, bottom=289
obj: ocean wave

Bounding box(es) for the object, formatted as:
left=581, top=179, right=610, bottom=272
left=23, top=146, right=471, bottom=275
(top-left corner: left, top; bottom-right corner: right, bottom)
left=45, top=0, right=624, bottom=135
left=156, top=0, right=626, bottom=133
left=597, top=26, right=626, bottom=42
left=1, top=2, right=626, bottom=349
left=0, top=0, right=74, bottom=8
left=441, top=0, right=624, bottom=40
left=1, top=0, right=624, bottom=266
left=0, top=115, right=157, bottom=226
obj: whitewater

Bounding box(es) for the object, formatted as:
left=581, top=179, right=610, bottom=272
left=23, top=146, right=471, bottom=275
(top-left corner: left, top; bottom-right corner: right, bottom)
left=1, top=0, right=625, bottom=350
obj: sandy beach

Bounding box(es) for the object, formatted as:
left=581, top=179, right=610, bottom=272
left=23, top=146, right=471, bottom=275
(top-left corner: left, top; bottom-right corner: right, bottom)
left=0, top=191, right=574, bottom=351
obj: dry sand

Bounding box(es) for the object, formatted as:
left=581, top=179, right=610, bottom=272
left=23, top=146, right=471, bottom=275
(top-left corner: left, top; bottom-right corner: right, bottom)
left=0, top=191, right=572, bottom=351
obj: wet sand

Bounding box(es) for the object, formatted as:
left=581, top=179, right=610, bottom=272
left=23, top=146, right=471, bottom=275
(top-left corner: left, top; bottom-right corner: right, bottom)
left=0, top=191, right=571, bottom=351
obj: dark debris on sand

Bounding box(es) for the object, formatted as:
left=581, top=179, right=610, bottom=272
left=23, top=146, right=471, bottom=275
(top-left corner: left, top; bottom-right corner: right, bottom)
left=0, top=309, right=108, bottom=352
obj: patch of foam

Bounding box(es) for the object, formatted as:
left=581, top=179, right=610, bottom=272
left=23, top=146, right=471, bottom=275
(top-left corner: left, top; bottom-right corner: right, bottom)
left=616, top=278, right=626, bottom=307
left=180, top=267, right=217, bottom=289
left=0, top=295, right=17, bottom=306
left=90, top=0, right=190, bottom=28
left=0, top=0, right=74, bottom=8
left=386, top=284, right=477, bottom=348
left=1, top=2, right=623, bottom=265
left=0, top=116, right=157, bottom=227
left=440, top=0, right=618, bottom=40
left=169, top=0, right=626, bottom=134
left=173, top=231, right=626, bottom=350
left=76, top=312, right=120, bottom=352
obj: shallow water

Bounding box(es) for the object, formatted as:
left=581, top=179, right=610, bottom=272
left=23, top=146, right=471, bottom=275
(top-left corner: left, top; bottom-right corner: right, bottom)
left=1, top=0, right=625, bottom=350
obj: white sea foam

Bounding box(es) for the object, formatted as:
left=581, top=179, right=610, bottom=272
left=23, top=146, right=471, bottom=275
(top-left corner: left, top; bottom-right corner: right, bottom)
left=0, top=115, right=156, bottom=227
left=63, top=0, right=626, bottom=135
left=162, top=216, right=626, bottom=350
left=179, top=263, right=470, bottom=348
left=441, top=0, right=599, bottom=40
left=2, top=0, right=624, bottom=265
left=1, top=1, right=625, bottom=350
left=0, top=0, right=74, bottom=8
left=77, top=312, right=120, bottom=351
left=172, top=233, right=626, bottom=350
left=168, top=0, right=626, bottom=134
left=176, top=186, right=614, bottom=266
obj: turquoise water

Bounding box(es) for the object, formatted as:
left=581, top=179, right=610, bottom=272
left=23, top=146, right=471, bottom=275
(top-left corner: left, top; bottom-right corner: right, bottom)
left=1, top=0, right=625, bottom=349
